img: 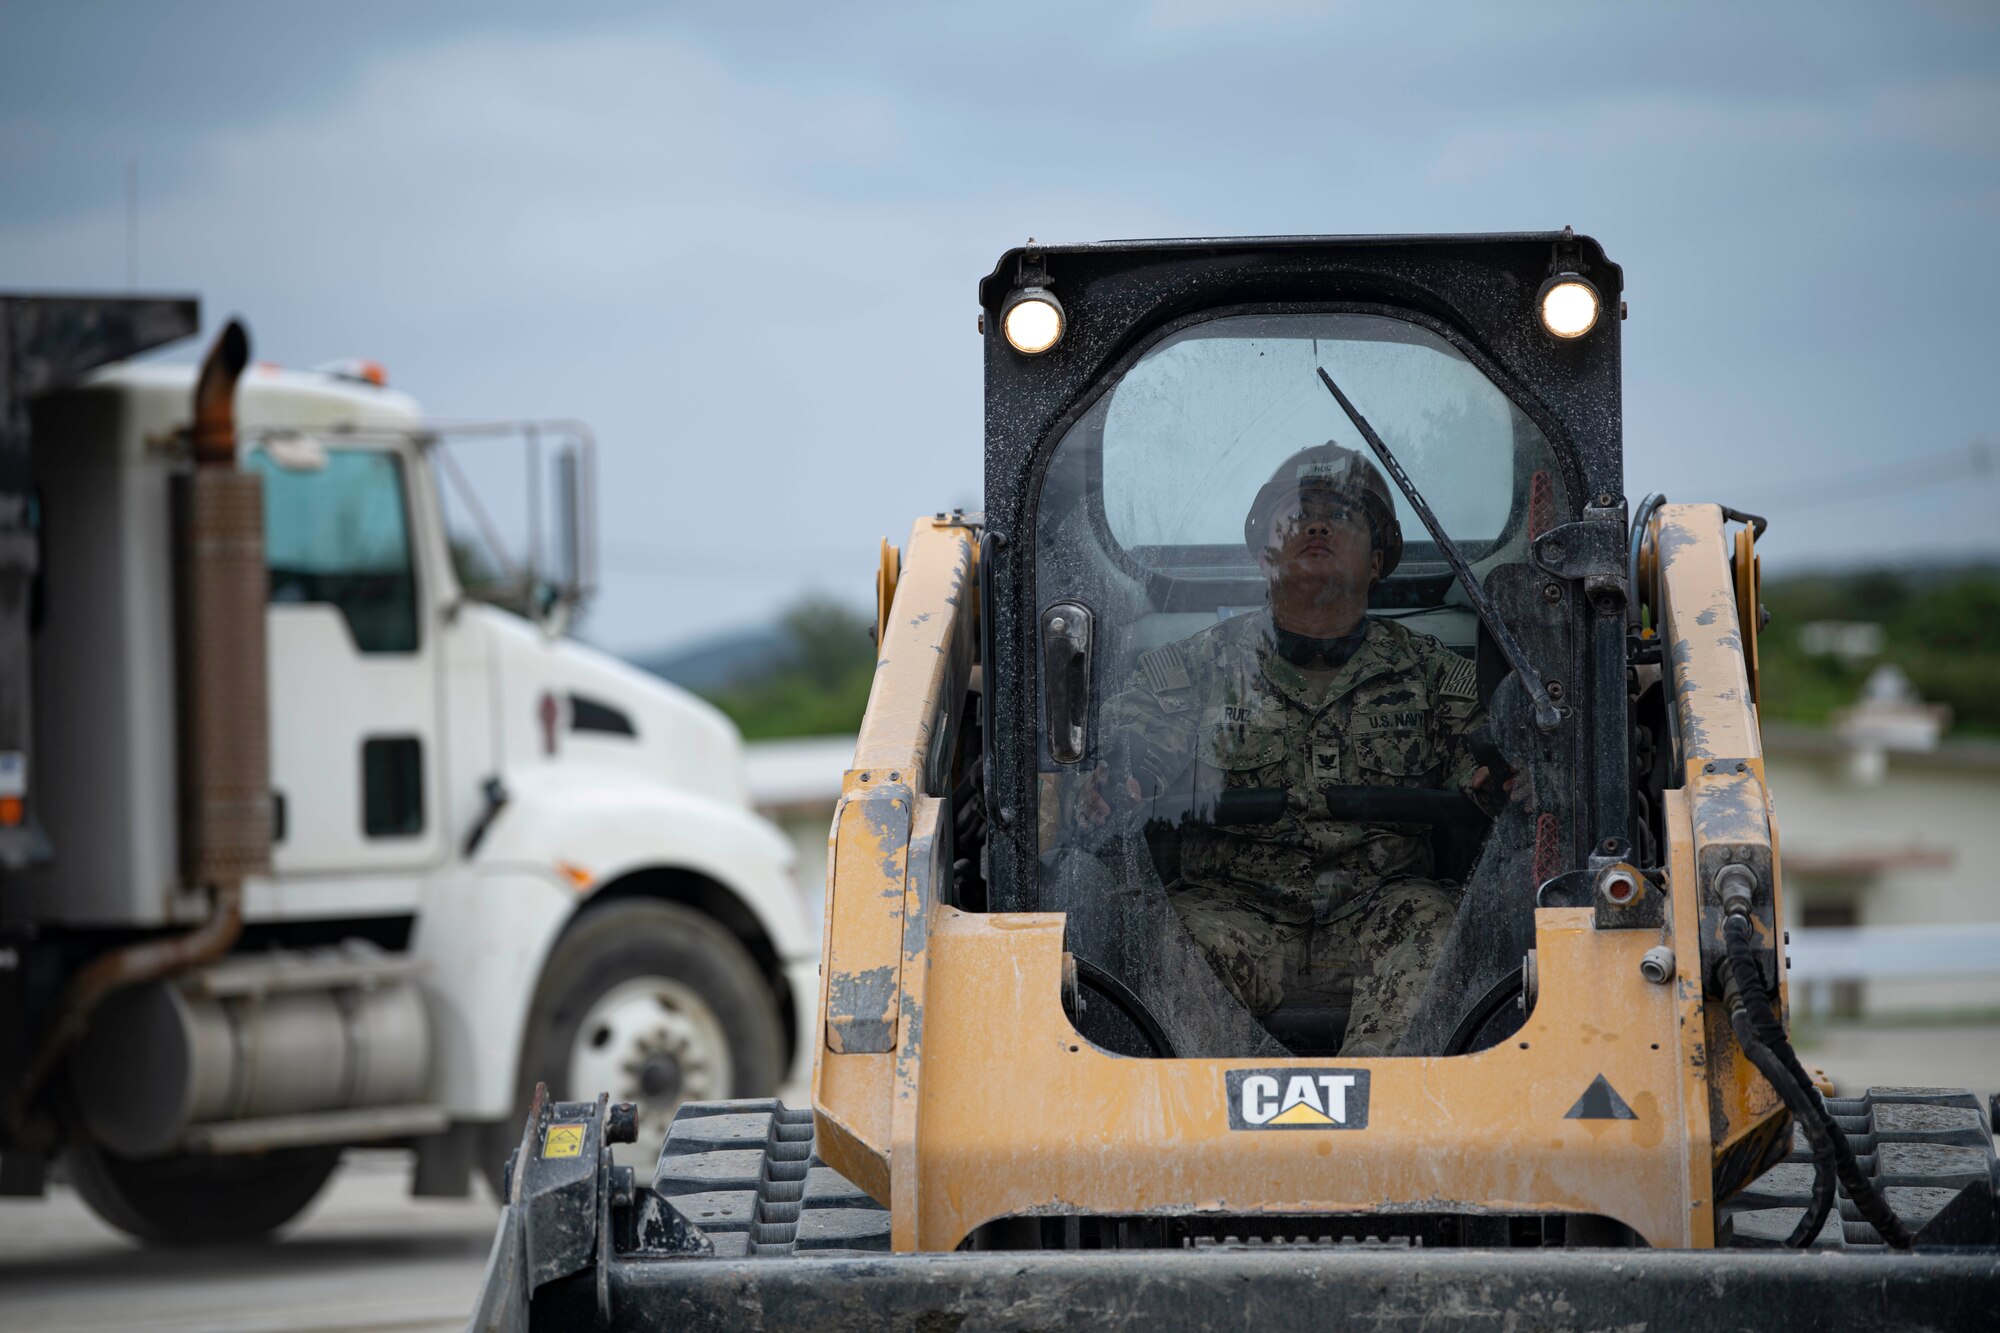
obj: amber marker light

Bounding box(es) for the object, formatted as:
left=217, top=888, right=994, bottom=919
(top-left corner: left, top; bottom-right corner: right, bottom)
left=1538, top=274, right=1601, bottom=340
left=1001, top=287, right=1065, bottom=355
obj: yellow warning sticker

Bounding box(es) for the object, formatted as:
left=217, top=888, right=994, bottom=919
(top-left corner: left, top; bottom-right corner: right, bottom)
left=543, top=1122, right=586, bottom=1159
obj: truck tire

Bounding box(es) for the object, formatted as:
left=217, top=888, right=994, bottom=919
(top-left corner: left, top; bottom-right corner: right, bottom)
left=652, top=1098, right=890, bottom=1256
left=489, top=900, right=785, bottom=1196
left=63, top=1139, right=341, bottom=1245
left=1721, top=1086, right=1998, bottom=1249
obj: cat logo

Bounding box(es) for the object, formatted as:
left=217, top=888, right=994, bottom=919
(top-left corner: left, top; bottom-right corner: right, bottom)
left=1226, top=1068, right=1371, bottom=1130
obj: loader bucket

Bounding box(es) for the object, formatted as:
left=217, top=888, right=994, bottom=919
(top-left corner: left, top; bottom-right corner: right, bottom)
left=475, top=1227, right=2000, bottom=1332
left=469, top=1093, right=2000, bottom=1333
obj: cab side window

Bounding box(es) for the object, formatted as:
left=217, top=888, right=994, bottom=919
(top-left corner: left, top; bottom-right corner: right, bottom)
left=248, top=448, right=419, bottom=653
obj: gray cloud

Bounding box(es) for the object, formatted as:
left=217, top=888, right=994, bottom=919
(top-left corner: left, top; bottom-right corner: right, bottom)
left=2, top=1, right=1995, bottom=652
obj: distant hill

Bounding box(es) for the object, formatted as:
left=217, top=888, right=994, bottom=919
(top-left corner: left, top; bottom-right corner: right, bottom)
left=623, top=596, right=875, bottom=739
left=629, top=625, right=788, bottom=692
left=1758, top=553, right=2000, bottom=586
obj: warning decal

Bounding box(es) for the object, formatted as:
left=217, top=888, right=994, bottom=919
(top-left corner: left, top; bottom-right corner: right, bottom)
left=1226, top=1068, right=1370, bottom=1130
left=543, top=1122, right=587, bottom=1158
left=1563, top=1074, right=1638, bottom=1121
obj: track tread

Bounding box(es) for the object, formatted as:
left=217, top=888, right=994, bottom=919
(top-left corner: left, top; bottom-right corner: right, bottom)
left=655, top=1099, right=889, bottom=1257
left=1722, top=1086, right=1998, bottom=1250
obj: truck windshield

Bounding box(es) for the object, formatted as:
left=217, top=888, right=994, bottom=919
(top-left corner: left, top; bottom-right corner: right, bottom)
left=248, top=446, right=418, bottom=653
left=1032, top=310, right=1571, bottom=1062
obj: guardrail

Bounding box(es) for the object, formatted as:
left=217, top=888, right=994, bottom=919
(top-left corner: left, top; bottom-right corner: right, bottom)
left=1789, top=923, right=2000, bottom=1021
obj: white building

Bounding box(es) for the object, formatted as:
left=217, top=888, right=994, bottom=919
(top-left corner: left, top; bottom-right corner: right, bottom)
left=1766, top=717, right=2000, bottom=1019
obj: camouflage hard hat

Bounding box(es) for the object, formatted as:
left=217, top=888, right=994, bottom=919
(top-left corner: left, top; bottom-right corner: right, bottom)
left=1243, top=442, right=1405, bottom=578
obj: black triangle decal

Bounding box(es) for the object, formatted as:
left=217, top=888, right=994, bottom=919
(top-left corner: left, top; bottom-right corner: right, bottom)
left=1564, top=1074, right=1638, bottom=1120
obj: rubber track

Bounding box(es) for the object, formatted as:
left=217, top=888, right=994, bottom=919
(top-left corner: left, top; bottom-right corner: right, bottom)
left=1721, top=1086, right=1997, bottom=1249
left=652, top=1099, right=891, bottom=1258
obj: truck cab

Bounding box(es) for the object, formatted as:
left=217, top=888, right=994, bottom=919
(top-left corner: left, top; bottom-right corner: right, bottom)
left=3, top=323, right=819, bottom=1241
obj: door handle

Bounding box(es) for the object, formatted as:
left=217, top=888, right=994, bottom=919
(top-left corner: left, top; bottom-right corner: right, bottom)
left=1041, top=602, right=1093, bottom=765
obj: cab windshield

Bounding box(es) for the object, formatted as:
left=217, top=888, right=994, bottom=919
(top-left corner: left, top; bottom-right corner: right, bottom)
left=1032, top=311, right=1571, bottom=1062
left=1098, top=314, right=1526, bottom=566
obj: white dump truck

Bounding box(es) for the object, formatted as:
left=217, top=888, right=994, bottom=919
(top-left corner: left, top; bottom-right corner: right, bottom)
left=0, top=298, right=817, bottom=1242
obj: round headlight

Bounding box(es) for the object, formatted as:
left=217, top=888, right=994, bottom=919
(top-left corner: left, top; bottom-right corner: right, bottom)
left=1001, top=287, right=1065, bottom=356
left=1538, top=275, right=1601, bottom=340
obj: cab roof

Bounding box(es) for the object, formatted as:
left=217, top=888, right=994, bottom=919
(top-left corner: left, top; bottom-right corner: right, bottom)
left=977, top=231, right=1621, bottom=309
left=979, top=229, right=1626, bottom=526
left=82, top=358, right=424, bottom=434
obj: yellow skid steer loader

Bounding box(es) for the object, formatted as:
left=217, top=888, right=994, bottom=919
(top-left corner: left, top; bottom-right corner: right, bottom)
left=472, top=233, right=1999, bottom=1331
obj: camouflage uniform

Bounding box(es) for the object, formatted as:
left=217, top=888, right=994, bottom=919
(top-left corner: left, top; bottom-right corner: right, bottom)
left=1100, top=611, right=1488, bottom=1057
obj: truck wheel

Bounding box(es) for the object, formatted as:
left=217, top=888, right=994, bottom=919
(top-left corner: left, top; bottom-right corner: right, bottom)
left=653, top=1098, right=890, bottom=1256
left=492, top=900, right=784, bottom=1194
left=64, top=1139, right=341, bottom=1245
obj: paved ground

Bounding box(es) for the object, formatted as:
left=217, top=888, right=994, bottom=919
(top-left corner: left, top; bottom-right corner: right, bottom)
left=2, top=1032, right=1994, bottom=1332
left=1796, top=1021, right=2000, bottom=1106
left=0, top=1151, right=498, bottom=1333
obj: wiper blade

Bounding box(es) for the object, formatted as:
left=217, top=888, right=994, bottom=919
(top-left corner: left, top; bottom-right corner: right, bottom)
left=1316, top=366, right=1562, bottom=732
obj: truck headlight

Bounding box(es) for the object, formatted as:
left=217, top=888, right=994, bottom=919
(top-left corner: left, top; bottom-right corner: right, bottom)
left=1001, top=287, right=1065, bottom=356
left=1537, top=274, right=1601, bottom=340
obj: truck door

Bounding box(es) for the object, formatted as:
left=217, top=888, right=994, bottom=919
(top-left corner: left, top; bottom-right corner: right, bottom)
left=250, top=442, right=445, bottom=874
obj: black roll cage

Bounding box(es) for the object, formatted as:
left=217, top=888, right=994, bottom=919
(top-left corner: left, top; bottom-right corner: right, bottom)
left=977, top=233, right=1630, bottom=913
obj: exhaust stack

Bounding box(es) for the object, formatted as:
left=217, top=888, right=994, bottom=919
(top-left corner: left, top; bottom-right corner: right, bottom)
left=176, top=319, right=270, bottom=887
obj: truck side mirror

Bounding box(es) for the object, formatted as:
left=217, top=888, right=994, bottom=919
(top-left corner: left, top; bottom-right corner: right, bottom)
left=555, top=445, right=583, bottom=600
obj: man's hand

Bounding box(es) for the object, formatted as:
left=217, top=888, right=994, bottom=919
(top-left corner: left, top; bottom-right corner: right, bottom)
left=1468, top=765, right=1525, bottom=804
left=1078, top=764, right=1145, bottom=828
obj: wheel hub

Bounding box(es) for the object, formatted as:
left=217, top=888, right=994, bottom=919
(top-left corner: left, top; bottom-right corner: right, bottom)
left=566, top=975, right=734, bottom=1156
left=635, top=1051, right=683, bottom=1103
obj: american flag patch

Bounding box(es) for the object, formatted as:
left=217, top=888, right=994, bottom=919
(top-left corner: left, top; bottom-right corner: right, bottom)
left=1138, top=645, right=1192, bottom=694
left=1439, top=653, right=1477, bottom=700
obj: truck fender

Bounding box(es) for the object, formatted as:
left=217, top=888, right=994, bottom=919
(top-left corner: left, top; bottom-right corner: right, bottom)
left=412, top=766, right=817, bottom=1120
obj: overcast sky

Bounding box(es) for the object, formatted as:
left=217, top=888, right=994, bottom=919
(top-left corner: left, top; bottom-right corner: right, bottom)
left=3, top=0, right=1995, bottom=655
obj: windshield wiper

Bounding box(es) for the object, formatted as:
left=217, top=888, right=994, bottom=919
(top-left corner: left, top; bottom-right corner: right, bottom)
left=1316, top=367, right=1562, bottom=732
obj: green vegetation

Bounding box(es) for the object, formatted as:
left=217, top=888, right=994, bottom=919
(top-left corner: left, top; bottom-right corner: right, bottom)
left=684, top=568, right=2000, bottom=742
left=1757, top=566, right=2000, bottom=735
left=701, top=595, right=876, bottom=739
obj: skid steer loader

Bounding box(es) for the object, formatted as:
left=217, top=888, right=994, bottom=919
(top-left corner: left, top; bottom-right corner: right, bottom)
left=471, top=233, right=2000, bottom=1331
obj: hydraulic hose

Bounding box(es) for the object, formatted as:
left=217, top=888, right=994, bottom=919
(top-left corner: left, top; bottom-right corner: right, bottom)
left=1721, top=934, right=1837, bottom=1248
left=1628, top=492, right=1666, bottom=631
left=1721, top=910, right=1913, bottom=1250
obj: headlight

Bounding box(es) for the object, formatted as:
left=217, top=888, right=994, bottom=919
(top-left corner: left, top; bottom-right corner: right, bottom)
left=1537, top=274, right=1601, bottom=340
left=1001, top=286, right=1065, bottom=356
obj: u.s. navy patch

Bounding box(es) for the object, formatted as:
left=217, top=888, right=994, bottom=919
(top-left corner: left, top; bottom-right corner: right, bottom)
left=1138, top=644, right=1191, bottom=694
left=1227, top=1068, right=1371, bottom=1129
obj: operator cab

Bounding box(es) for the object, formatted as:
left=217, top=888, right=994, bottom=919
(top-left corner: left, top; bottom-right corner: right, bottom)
left=975, top=236, right=1629, bottom=1063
